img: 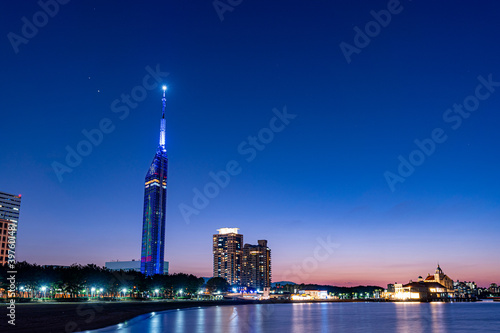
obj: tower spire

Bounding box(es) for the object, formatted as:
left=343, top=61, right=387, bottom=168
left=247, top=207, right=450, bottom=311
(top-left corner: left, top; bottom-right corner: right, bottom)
left=159, top=85, right=167, bottom=150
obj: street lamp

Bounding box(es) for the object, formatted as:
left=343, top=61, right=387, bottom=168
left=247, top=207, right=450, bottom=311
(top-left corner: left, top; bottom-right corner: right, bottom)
left=41, top=286, right=47, bottom=299
left=91, top=287, right=96, bottom=297
left=155, top=289, right=159, bottom=298
left=122, top=288, right=127, bottom=298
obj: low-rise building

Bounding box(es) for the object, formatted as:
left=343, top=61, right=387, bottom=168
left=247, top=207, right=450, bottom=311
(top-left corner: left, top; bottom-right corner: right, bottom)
left=454, top=280, right=477, bottom=298
left=291, top=290, right=330, bottom=300
left=384, top=265, right=455, bottom=300
left=105, top=260, right=169, bottom=274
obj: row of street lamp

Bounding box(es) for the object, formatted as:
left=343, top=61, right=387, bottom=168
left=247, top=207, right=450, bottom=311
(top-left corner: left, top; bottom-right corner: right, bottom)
left=15, top=286, right=195, bottom=298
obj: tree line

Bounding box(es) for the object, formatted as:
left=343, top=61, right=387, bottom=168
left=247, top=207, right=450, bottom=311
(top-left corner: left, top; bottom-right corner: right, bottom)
left=0, top=261, right=209, bottom=298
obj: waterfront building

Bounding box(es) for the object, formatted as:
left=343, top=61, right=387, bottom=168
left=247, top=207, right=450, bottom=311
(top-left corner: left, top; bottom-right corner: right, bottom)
left=106, top=260, right=169, bottom=274
left=454, top=280, right=478, bottom=298
left=140, top=87, right=169, bottom=276
left=291, top=290, right=330, bottom=300
left=0, top=191, right=21, bottom=265
left=489, top=283, right=499, bottom=294
left=213, top=228, right=243, bottom=285
left=384, top=265, right=455, bottom=300
left=423, top=264, right=454, bottom=290
left=241, top=240, right=271, bottom=290
left=213, top=228, right=272, bottom=288
left=399, top=281, right=451, bottom=300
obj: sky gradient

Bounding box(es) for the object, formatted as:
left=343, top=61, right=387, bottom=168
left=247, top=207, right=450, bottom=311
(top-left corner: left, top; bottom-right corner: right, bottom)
left=1, top=0, right=499, bottom=287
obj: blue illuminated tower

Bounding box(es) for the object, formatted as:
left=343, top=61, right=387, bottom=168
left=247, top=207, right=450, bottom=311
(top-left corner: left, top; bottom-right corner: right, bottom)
left=140, top=86, right=168, bottom=276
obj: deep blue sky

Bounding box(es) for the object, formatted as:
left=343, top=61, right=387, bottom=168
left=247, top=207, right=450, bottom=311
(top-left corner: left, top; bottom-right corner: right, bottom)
left=1, top=0, right=499, bottom=286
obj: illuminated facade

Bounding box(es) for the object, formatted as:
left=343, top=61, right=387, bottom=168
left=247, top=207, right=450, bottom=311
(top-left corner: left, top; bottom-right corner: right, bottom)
left=140, top=87, right=168, bottom=276
left=213, top=228, right=243, bottom=285
left=242, top=240, right=271, bottom=290
left=0, top=192, right=22, bottom=265
left=384, top=265, right=455, bottom=300
left=424, top=264, right=454, bottom=290
left=291, top=290, right=329, bottom=300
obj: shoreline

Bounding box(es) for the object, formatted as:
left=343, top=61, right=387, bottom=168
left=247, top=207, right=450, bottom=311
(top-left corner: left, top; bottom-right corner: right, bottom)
left=4, top=299, right=279, bottom=333
left=1, top=298, right=484, bottom=333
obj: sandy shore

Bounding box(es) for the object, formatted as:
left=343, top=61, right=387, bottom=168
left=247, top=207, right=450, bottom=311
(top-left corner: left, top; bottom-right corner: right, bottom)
left=1, top=299, right=275, bottom=333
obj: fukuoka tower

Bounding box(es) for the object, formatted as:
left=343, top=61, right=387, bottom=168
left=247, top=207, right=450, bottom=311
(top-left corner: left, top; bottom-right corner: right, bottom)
left=140, top=86, right=168, bottom=276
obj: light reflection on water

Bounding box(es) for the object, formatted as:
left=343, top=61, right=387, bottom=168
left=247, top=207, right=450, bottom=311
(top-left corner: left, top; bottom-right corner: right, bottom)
left=89, top=302, right=500, bottom=333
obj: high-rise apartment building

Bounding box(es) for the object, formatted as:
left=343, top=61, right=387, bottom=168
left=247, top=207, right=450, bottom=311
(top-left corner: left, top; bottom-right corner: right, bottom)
left=0, top=191, right=22, bottom=265
left=213, top=228, right=243, bottom=285
left=242, top=240, right=271, bottom=290
left=140, top=87, right=168, bottom=276
left=213, top=228, right=271, bottom=289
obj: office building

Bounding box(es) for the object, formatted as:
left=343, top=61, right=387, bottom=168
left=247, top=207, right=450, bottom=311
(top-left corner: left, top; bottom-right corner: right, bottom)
left=140, top=87, right=169, bottom=276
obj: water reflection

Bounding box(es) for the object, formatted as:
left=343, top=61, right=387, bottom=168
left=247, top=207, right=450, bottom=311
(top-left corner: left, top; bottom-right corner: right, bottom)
left=90, top=302, right=500, bottom=333
left=195, top=307, right=205, bottom=333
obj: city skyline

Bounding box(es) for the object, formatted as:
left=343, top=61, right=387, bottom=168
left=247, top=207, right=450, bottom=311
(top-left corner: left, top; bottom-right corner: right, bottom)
left=1, top=0, right=500, bottom=287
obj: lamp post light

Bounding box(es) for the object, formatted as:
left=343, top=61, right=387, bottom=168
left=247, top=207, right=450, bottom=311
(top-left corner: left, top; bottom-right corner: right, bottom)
left=100, top=288, right=104, bottom=297
left=91, top=287, right=96, bottom=298
left=41, top=286, right=47, bottom=300
left=155, top=289, right=159, bottom=298
left=122, top=288, right=127, bottom=298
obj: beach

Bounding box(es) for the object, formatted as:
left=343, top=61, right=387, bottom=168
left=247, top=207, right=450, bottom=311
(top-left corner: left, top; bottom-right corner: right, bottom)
left=2, top=299, right=262, bottom=333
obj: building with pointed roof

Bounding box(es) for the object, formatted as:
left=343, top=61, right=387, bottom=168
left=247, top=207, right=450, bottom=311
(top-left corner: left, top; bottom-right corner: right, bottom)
left=424, top=264, right=453, bottom=290
left=384, top=264, right=455, bottom=300
left=140, top=86, right=169, bottom=276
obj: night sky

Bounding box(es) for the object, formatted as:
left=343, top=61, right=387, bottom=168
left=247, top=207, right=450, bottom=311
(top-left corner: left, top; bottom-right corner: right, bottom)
left=1, top=0, right=499, bottom=287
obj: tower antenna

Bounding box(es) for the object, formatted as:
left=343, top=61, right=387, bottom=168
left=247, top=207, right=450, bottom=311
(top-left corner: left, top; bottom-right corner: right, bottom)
left=159, top=86, right=167, bottom=150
